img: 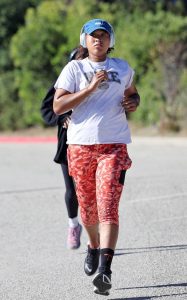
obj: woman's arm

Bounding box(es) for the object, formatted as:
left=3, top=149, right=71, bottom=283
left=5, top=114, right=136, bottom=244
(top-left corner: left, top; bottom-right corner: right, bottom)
left=53, top=88, right=92, bottom=115
left=53, top=70, right=108, bottom=115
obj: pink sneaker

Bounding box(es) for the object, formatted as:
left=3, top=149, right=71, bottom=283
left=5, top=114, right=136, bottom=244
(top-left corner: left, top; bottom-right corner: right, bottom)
left=67, top=224, right=82, bottom=249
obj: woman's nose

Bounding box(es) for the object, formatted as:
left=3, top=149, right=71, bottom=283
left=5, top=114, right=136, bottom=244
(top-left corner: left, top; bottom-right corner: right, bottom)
left=95, top=36, right=102, bottom=41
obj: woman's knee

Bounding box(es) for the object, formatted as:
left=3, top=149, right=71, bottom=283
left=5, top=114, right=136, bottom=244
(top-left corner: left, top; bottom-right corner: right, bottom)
left=79, top=202, right=98, bottom=226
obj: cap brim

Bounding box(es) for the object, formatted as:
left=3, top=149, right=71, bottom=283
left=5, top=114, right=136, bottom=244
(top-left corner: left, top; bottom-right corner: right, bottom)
left=86, top=26, right=110, bottom=35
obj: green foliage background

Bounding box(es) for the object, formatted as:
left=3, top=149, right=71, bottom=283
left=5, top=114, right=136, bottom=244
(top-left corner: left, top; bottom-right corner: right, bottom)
left=0, top=0, right=187, bottom=132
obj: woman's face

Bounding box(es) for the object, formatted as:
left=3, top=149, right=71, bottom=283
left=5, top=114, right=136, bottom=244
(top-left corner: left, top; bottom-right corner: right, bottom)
left=86, top=29, right=110, bottom=58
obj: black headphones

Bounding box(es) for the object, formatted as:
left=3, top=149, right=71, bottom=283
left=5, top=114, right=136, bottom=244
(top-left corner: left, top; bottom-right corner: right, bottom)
left=69, top=48, right=79, bottom=61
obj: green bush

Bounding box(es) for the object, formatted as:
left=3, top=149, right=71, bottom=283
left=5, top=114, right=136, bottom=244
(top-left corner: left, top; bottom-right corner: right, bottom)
left=0, top=0, right=186, bottom=131
left=0, top=71, right=24, bottom=130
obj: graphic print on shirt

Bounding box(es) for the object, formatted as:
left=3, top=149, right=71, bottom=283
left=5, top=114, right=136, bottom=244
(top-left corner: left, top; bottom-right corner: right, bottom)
left=83, top=71, right=121, bottom=90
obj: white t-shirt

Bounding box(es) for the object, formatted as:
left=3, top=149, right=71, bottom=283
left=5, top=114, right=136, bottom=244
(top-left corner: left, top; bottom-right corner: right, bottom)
left=54, top=57, right=134, bottom=145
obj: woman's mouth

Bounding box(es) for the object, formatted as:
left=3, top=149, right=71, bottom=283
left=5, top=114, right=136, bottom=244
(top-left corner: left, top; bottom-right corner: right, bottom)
left=94, top=43, right=103, bottom=48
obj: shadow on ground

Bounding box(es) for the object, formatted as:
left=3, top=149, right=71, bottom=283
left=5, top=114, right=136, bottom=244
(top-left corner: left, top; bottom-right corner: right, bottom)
left=114, top=244, right=187, bottom=256
left=109, top=292, right=187, bottom=299
left=108, top=282, right=187, bottom=300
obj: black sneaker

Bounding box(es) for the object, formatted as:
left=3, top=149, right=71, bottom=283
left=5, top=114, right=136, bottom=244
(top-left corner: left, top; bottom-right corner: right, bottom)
left=84, top=245, right=100, bottom=276
left=92, top=272, right=112, bottom=296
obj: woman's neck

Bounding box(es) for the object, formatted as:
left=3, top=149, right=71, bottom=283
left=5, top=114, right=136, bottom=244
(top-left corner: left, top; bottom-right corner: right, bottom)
left=88, top=53, right=107, bottom=62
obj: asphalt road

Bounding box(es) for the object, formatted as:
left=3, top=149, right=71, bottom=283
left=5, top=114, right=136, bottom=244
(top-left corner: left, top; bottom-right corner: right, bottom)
left=0, top=137, right=187, bottom=300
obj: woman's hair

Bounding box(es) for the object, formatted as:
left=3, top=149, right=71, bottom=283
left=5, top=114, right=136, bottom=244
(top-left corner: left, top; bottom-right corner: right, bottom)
left=68, top=46, right=88, bottom=61
left=74, top=46, right=89, bottom=59
left=107, top=47, right=114, bottom=54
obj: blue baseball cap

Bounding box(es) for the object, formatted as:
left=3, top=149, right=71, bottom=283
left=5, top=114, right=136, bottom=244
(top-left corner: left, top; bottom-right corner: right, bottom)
left=80, top=19, right=115, bottom=48
left=83, top=19, right=113, bottom=36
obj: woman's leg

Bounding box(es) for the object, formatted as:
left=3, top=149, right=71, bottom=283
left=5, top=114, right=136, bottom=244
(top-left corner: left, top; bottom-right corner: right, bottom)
left=96, top=144, right=131, bottom=249
left=84, top=224, right=100, bottom=248
left=67, top=145, right=100, bottom=274
left=61, top=163, right=78, bottom=219
left=92, top=145, right=131, bottom=295
left=67, top=145, right=99, bottom=231
left=92, top=145, right=130, bottom=281
left=73, top=171, right=100, bottom=248
left=99, top=223, right=118, bottom=250
left=61, top=163, right=82, bottom=249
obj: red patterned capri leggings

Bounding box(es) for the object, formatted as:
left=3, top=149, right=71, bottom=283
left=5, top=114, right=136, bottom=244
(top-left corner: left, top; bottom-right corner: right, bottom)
left=67, top=144, right=132, bottom=226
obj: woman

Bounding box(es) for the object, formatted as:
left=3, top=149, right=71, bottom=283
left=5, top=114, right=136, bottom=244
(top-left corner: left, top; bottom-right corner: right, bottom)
left=41, top=47, right=87, bottom=250
left=53, top=19, right=140, bottom=295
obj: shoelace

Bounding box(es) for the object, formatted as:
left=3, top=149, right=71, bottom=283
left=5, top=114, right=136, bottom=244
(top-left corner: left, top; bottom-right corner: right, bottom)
left=86, top=249, right=98, bottom=263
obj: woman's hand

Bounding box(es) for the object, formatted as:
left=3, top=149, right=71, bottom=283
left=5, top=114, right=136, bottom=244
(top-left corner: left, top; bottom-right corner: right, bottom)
left=88, top=70, right=108, bottom=92
left=121, top=94, right=139, bottom=112
left=122, top=84, right=140, bottom=113
left=62, top=116, right=71, bottom=129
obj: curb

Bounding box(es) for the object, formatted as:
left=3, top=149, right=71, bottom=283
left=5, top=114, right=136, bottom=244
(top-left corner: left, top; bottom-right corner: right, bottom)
left=0, top=136, right=57, bottom=143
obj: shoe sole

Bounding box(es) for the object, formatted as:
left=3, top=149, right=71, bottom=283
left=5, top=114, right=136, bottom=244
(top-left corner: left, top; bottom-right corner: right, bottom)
left=94, top=287, right=110, bottom=296
left=92, top=273, right=112, bottom=295
left=67, top=225, right=82, bottom=249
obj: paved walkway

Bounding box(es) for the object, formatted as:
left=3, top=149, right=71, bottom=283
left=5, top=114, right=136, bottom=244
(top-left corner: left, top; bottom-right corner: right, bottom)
left=0, top=137, right=187, bottom=300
